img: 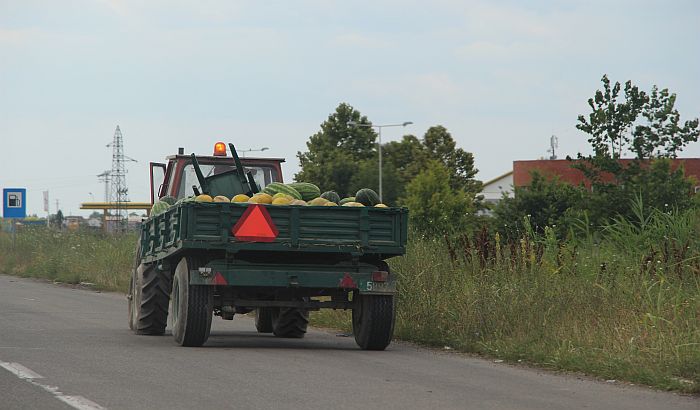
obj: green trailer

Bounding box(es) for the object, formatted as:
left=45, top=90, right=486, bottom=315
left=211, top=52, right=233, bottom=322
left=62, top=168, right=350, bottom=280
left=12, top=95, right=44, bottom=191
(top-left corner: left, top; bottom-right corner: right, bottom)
left=129, top=142, right=408, bottom=350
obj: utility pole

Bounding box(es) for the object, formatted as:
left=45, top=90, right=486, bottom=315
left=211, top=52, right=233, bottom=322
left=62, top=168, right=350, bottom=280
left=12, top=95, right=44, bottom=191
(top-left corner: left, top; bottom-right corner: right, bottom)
left=347, top=120, right=413, bottom=203
left=97, top=171, right=111, bottom=203
left=106, top=126, right=136, bottom=232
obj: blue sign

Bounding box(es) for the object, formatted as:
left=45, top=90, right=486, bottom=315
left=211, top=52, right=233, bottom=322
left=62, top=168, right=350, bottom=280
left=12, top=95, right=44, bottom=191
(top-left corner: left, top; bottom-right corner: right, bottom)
left=3, top=188, right=27, bottom=218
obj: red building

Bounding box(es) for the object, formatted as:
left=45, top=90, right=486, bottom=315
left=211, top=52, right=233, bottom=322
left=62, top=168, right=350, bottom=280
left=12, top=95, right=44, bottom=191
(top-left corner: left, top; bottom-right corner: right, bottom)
left=513, top=159, right=700, bottom=192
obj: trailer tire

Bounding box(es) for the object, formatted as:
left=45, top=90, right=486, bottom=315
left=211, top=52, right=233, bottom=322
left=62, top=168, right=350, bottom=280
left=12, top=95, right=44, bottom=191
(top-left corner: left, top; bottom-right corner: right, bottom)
left=352, top=294, right=395, bottom=350
left=132, top=262, right=171, bottom=335
left=272, top=307, right=309, bottom=338
left=255, top=307, right=274, bottom=333
left=170, top=257, right=213, bottom=347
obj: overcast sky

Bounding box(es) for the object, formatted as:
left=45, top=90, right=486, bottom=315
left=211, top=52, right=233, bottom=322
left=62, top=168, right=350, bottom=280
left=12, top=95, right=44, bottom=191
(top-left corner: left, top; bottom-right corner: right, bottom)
left=1, top=0, right=699, bottom=217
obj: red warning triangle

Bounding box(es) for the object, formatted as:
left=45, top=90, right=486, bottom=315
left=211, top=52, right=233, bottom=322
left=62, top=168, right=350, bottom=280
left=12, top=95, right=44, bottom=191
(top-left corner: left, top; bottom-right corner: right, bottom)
left=232, top=204, right=278, bottom=242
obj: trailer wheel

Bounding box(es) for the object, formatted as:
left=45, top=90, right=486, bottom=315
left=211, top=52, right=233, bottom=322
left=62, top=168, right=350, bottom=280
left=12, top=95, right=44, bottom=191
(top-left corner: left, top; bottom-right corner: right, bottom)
left=170, top=257, right=213, bottom=346
left=131, top=262, right=171, bottom=335
left=352, top=294, right=395, bottom=350
left=272, top=307, right=309, bottom=338
left=255, top=308, right=275, bottom=333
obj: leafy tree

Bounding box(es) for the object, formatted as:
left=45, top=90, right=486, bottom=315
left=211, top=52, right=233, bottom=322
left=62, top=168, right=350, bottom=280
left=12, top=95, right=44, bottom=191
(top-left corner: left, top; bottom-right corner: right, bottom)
left=403, top=161, right=478, bottom=236
left=574, top=75, right=700, bottom=222
left=348, top=160, right=402, bottom=205
left=381, top=127, right=483, bottom=207
left=631, top=86, right=700, bottom=159
left=493, top=173, right=587, bottom=239
left=297, top=105, right=484, bottom=222
left=51, top=210, right=64, bottom=229
left=422, top=126, right=482, bottom=195
left=628, top=159, right=695, bottom=212
left=296, top=103, right=377, bottom=196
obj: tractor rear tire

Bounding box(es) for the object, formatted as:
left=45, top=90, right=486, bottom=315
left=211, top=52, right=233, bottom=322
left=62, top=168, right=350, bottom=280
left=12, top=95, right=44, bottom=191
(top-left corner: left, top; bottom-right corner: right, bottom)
left=272, top=307, right=309, bottom=338
left=255, top=307, right=275, bottom=333
left=128, top=270, right=138, bottom=331
left=132, top=261, right=171, bottom=336
left=170, top=257, right=213, bottom=347
left=352, top=294, right=395, bottom=350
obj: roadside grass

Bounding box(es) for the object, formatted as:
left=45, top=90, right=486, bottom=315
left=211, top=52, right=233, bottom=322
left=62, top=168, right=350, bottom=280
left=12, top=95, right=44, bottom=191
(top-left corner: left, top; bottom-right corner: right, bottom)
left=0, top=227, right=134, bottom=292
left=314, top=207, right=700, bottom=394
left=1, top=210, right=697, bottom=393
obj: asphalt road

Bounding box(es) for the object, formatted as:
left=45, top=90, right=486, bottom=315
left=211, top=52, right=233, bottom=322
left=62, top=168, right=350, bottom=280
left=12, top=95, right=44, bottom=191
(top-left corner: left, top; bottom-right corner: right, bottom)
left=0, top=274, right=696, bottom=410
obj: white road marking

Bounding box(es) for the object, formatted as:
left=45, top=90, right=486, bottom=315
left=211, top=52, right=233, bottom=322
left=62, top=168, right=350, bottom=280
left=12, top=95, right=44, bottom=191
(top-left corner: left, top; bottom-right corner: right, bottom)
left=0, top=361, right=44, bottom=379
left=57, top=395, right=106, bottom=410
left=0, top=360, right=106, bottom=410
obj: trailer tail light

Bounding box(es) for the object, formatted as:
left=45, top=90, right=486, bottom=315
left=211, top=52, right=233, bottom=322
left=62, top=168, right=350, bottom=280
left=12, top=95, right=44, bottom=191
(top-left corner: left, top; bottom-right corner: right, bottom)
left=213, top=142, right=227, bottom=156
left=212, top=272, right=228, bottom=285
left=339, top=273, right=357, bottom=288
left=371, top=271, right=389, bottom=282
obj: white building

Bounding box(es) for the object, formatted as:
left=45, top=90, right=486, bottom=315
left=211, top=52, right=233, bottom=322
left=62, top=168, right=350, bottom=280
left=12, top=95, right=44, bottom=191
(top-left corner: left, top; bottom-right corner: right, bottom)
left=480, top=171, right=513, bottom=214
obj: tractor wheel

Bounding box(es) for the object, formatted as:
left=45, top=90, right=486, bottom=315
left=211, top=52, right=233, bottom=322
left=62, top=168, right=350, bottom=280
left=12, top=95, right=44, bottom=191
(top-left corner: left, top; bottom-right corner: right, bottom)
left=132, top=262, right=171, bottom=335
left=352, top=294, right=395, bottom=350
left=128, top=266, right=139, bottom=331
left=170, top=257, right=213, bottom=347
left=272, top=307, right=309, bottom=338
left=255, top=307, right=275, bottom=333
left=128, top=239, right=143, bottom=332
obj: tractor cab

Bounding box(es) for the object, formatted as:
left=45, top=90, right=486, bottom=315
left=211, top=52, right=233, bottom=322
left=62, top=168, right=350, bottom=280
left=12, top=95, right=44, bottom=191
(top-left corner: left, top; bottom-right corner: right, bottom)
left=149, top=143, right=285, bottom=204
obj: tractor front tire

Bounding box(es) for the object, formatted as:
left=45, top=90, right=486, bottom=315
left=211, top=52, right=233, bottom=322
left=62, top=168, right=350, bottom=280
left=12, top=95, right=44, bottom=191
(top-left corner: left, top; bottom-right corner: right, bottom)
left=255, top=307, right=275, bottom=333
left=170, top=257, right=213, bottom=347
left=272, top=307, right=309, bottom=338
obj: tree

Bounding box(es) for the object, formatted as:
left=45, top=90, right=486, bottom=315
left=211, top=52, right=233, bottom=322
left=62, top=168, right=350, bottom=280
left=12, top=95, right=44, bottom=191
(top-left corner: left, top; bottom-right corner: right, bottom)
left=381, top=127, right=483, bottom=208
left=51, top=210, right=64, bottom=229
left=348, top=160, right=402, bottom=206
left=493, top=173, right=587, bottom=240
left=403, top=161, right=478, bottom=236
left=422, top=126, right=482, bottom=195
left=574, top=75, right=700, bottom=222
left=576, top=75, right=699, bottom=173
left=631, top=86, right=700, bottom=159
left=296, top=103, right=377, bottom=196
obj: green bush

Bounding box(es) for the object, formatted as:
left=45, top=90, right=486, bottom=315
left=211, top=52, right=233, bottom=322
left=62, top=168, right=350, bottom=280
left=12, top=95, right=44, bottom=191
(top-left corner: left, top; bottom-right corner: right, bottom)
left=402, top=160, right=479, bottom=236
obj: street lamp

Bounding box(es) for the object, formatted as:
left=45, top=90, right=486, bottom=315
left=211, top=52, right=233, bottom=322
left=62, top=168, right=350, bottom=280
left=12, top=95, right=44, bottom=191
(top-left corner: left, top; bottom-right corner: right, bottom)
left=240, top=147, right=269, bottom=157
left=347, top=120, right=413, bottom=202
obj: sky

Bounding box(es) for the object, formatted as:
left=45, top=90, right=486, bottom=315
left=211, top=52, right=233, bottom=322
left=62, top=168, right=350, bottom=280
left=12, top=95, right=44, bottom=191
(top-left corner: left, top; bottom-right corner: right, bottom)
left=1, top=0, right=699, bottom=217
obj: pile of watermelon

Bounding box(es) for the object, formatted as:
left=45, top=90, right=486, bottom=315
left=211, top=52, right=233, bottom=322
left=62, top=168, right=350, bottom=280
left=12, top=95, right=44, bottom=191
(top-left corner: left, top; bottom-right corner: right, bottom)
left=151, top=183, right=387, bottom=216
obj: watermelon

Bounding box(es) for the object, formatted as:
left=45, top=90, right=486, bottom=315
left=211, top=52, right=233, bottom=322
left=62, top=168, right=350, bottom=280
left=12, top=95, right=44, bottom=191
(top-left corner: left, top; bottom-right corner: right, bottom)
left=150, top=201, right=170, bottom=216
left=261, top=182, right=302, bottom=200
left=175, top=195, right=196, bottom=206
left=286, top=182, right=321, bottom=201
left=320, top=191, right=341, bottom=204
left=159, top=196, right=176, bottom=205
left=355, top=188, right=380, bottom=206
left=339, top=197, right=355, bottom=205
